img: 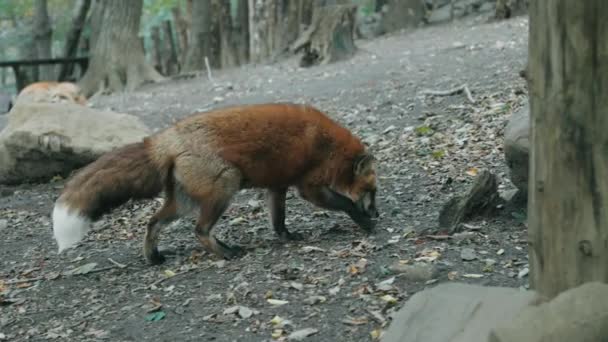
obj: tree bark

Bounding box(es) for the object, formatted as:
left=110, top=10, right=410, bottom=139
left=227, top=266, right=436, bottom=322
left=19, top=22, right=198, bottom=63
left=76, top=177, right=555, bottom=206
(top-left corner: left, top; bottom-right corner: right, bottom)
left=78, top=0, right=163, bottom=96
left=291, top=4, right=358, bottom=67
left=216, top=0, right=239, bottom=68
left=183, top=0, right=213, bottom=72
left=496, top=0, right=529, bottom=19
left=151, top=26, right=163, bottom=72
left=235, top=0, right=250, bottom=64
left=528, top=0, right=608, bottom=299
left=279, top=0, right=302, bottom=54
left=58, top=0, right=91, bottom=81
left=380, top=0, right=426, bottom=34
left=171, top=5, right=189, bottom=66
left=33, top=0, right=53, bottom=80
left=162, top=20, right=179, bottom=75
left=249, top=0, right=274, bottom=63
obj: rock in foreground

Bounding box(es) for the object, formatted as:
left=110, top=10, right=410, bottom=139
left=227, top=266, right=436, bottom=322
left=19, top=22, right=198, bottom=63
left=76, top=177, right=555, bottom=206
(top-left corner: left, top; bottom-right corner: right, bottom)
left=489, top=281, right=608, bottom=342
left=381, top=282, right=537, bottom=342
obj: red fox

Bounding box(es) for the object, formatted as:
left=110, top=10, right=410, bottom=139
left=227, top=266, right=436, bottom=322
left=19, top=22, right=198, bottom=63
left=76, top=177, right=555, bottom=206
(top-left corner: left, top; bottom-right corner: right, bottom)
left=52, top=103, right=379, bottom=264
left=14, top=81, right=87, bottom=106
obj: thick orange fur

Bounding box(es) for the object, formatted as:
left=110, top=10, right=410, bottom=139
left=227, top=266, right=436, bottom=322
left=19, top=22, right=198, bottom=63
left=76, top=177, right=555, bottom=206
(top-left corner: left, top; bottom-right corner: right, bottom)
left=52, top=103, right=378, bottom=264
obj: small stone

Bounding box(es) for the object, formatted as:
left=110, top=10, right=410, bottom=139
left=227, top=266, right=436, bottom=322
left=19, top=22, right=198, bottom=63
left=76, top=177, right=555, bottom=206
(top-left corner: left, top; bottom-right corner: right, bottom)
left=238, top=306, right=253, bottom=319
left=518, top=267, right=529, bottom=278
left=485, top=259, right=497, bottom=266
left=287, top=328, right=319, bottom=340
left=303, top=296, right=327, bottom=305
left=383, top=125, right=397, bottom=134
left=388, top=262, right=436, bottom=282
left=497, top=248, right=505, bottom=255
left=0, top=219, right=7, bottom=231
left=366, top=115, right=378, bottom=123
left=461, top=248, right=477, bottom=261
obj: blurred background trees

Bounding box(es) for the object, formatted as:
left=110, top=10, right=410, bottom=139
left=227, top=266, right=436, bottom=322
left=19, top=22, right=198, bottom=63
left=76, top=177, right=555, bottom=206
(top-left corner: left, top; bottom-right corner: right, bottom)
left=0, top=0, right=525, bottom=96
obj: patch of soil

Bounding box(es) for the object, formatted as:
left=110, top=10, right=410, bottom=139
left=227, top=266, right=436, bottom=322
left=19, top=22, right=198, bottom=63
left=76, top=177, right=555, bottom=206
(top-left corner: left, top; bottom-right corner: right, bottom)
left=1, top=14, right=530, bottom=342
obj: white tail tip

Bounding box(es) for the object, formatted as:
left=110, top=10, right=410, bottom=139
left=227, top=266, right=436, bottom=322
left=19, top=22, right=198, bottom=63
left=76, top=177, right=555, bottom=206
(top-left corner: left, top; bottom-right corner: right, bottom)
left=52, top=202, right=91, bottom=253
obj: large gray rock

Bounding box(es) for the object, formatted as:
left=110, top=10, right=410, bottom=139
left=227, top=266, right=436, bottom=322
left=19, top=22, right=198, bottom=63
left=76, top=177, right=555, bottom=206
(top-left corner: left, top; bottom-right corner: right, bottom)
left=489, top=282, right=608, bottom=342
left=0, top=102, right=151, bottom=184
left=504, top=103, right=529, bottom=195
left=381, top=282, right=538, bottom=342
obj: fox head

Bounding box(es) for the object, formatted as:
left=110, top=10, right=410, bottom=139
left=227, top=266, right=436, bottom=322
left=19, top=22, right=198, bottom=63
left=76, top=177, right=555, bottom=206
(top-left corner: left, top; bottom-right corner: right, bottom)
left=350, top=152, right=379, bottom=218
left=331, top=151, right=379, bottom=231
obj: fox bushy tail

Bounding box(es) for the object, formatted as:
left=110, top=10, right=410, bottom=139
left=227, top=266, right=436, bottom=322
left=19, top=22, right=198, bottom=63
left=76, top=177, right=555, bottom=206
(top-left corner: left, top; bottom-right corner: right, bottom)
left=52, top=141, right=166, bottom=252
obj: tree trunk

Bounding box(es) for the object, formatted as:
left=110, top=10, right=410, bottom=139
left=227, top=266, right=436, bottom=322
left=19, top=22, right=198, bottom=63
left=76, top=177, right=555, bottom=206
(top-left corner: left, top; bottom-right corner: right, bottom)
left=300, top=0, right=314, bottom=27
left=249, top=0, right=274, bottom=63
left=291, top=4, right=358, bottom=67
left=528, top=0, right=608, bottom=300
left=33, top=0, right=53, bottom=80
left=88, top=0, right=104, bottom=48
left=375, top=0, right=388, bottom=12
left=278, top=0, right=302, bottom=54
left=58, top=0, right=91, bottom=81
left=216, top=0, right=239, bottom=68
left=151, top=26, right=163, bottom=72
left=78, top=0, right=163, bottom=96
left=162, top=20, right=179, bottom=75
left=235, top=0, right=250, bottom=64
left=380, top=0, right=426, bottom=34
left=183, top=0, right=213, bottom=72
left=495, top=0, right=529, bottom=19
left=171, top=5, right=189, bottom=66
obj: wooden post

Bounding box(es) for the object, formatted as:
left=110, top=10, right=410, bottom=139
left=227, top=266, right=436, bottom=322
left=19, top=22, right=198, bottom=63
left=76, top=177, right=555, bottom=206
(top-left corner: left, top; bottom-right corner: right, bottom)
left=528, top=0, right=608, bottom=299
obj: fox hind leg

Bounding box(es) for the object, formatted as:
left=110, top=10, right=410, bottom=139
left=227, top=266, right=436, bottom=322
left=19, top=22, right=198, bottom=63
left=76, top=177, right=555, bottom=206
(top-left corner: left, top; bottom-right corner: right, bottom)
left=193, top=189, right=245, bottom=259
left=144, top=195, right=178, bottom=265
left=267, top=188, right=304, bottom=241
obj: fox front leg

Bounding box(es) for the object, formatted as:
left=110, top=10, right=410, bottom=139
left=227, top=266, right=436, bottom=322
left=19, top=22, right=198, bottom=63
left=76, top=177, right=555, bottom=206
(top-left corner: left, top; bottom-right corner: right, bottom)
left=266, top=188, right=304, bottom=241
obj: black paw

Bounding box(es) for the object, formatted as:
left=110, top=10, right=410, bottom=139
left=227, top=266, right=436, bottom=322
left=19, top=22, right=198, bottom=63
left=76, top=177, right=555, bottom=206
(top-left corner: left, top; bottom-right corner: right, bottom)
left=279, top=231, right=305, bottom=241
left=223, top=245, right=247, bottom=260
left=146, top=249, right=166, bottom=265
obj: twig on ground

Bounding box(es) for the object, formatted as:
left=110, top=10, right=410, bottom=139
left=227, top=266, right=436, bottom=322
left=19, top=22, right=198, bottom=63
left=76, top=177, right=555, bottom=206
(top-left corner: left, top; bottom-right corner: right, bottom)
left=3, top=266, right=119, bottom=285
left=3, top=277, right=46, bottom=285
left=108, top=258, right=127, bottom=269
left=204, top=56, right=215, bottom=84
left=421, top=84, right=476, bottom=104
left=149, top=269, right=191, bottom=288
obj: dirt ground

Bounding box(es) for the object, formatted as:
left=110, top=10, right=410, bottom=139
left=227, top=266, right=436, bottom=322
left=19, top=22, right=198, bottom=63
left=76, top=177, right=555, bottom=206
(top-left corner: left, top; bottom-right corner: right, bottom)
left=1, top=13, right=530, bottom=342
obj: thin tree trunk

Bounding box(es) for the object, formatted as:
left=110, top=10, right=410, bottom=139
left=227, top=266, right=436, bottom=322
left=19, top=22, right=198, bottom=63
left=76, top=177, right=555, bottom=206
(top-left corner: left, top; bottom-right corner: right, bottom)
left=33, top=0, right=53, bottom=80
left=249, top=0, right=274, bottom=63
left=162, top=20, right=179, bottom=75
left=171, top=5, right=189, bottom=66
left=58, top=0, right=91, bottom=81
left=279, top=0, right=301, bottom=54
left=151, top=26, right=162, bottom=72
left=300, top=0, right=314, bottom=27
left=216, top=0, right=239, bottom=68
left=183, top=0, right=213, bottom=72
left=528, top=0, right=608, bottom=299
left=78, top=0, right=163, bottom=96
left=235, top=0, right=250, bottom=64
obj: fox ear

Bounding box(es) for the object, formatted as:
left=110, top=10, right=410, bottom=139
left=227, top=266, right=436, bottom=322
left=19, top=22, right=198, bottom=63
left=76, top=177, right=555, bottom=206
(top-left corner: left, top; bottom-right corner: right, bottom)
left=353, top=153, right=375, bottom=176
